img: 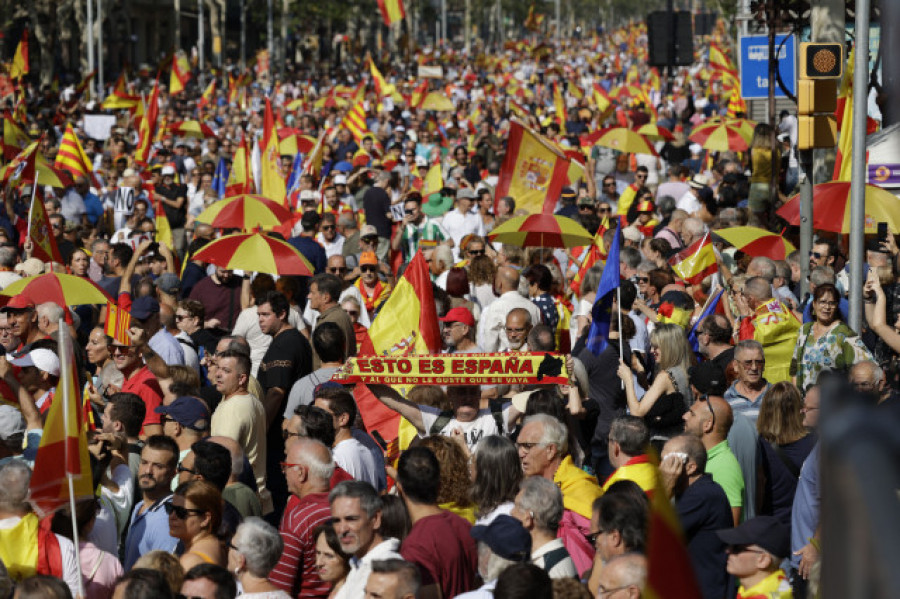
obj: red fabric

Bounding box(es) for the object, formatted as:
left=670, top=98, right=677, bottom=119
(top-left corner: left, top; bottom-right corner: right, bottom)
left=36, top=519, right=63, bottom=578
left=401, top=512, right=477, bottom=598
left=330, top=465, right=354, bottom=489
left=269, top=492, right=332, bottom=598
left=353, top=323, right=375, bottom=357
left=121, top=366, right=164, bottom=429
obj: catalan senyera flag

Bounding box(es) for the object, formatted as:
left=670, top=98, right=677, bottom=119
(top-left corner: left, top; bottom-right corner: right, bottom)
left=28, top=331, right=94, bottom=516
left=134, top=78, right=160, bottom=166
left=344, top=101, right=370, bottom=144
left=833, top=48, right=855, bottom=182
left=197, top=78, right=216, bottom=111
left=226, top=132, right=254, bottom=195
left=377, top=0, right=406, bottom=26
left=726, top=89, right=747, bottom=118
left=708, top=42, right=735, bottom=73
left=169, top=53, right=191, bottom=96
left=668, top=232, right=718, bottom=285
left=259, top=98, right=286, bottom=205
left=645, top=451, right=703, bottom=599
left=359, top=251, right=441, bottom=460
left=104, top=301, right=132, bottom=346
left=10, top=29, right=29, bottom=80
left=2, top=118, right=31, bottom=161
left=54, top=124, right=94, bottom=182
left=28, top=186, right=64, bottom=265
left=495, top=119, right=571, bottom=215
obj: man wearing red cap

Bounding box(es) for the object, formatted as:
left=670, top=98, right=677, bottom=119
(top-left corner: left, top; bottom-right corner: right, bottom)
left=439, top=307, right=481, bottom=354
left=0, top=296, right=42, bottom=349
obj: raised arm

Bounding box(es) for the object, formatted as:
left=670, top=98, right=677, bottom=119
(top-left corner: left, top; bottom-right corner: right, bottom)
left=366, top=384, right=425, bottom=433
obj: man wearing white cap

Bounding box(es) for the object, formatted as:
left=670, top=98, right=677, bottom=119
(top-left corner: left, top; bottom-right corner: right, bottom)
left=2, top=347, right=60, bottom=417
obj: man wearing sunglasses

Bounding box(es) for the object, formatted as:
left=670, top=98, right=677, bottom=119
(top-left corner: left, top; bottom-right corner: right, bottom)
left=684, top=361, right=745, bottom=526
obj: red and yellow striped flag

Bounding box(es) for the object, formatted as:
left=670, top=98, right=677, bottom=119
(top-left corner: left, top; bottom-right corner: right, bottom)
left=259, top=98, right=286, bottom=205
left=104, top=301, right=132, bottom=346
left=10, top=29, right=29, bottom=80
left=668, top=232, right=718, bottom=285
left=28, top=331, right=94, bottom=516
left=344, top=101, right=370, bottom=144
left=54, top=124, right=93, bottom=181
left=377, top=0, right=406, bottom=26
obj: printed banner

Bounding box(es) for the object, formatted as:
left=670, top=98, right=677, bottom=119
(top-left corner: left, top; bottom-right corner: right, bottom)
left=331, top=352, right=569, bottom=386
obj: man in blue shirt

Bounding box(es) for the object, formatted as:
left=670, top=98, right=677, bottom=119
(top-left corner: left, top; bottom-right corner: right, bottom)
left=123, top=435, right=180, bottom=569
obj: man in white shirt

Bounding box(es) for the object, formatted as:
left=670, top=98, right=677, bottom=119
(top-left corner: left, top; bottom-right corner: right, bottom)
left=440, top=188, right=485, bottom=261
left=316, top=213, right=345, bottom=258
left=314, top=387, right=385, bottom=491
left=677, top=174, right=709, bottom=216
left=477, top=266, right=542, bottom=352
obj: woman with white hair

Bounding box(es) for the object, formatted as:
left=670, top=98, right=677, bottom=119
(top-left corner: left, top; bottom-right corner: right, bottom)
left=227, top=517, right=290, bottom=598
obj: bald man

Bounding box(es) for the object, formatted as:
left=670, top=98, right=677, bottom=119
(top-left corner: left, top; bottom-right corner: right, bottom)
left=597, top=553, right=647, bottom=599
left=477, top=266, right=542, bottom=352
left=683, top=361, right=744, bottom=525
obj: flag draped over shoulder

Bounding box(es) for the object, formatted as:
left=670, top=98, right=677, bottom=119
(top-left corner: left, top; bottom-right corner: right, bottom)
left=358, top=252, right=441, bottom=454
left=377, top=0, right=406, bottom=26
left=585, top=222, right=621, bottom=356
left=668, top=232, right=717, bottom=285
left=10, top=29, right=29, bottom=80
left=259, top=98, right=286, bottom=205
left=28, top=332, right=94, bottom=516
left=494, top=119, right=571, bottom=215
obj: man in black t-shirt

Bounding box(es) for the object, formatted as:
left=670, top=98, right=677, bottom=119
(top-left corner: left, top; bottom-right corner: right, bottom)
left=155, top=165, right=188, bottom=256
left=362, top=170, right=393, bottom=262
left=256, top=290, right=313, bottom=520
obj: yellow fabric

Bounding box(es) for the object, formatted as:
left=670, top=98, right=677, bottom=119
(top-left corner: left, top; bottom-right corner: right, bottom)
left=617, top=184, right=638, bottom=216
left=602, top=460, right=660, bottom=494
left=553, top=455, right=603, bottom=520
left=751, top=299, right=800, bottom=383
left=737, top=569, right=793, bottom=599
left=0, top=513, right=40, bottom=581
left=440, top=501, right=477, bottom=524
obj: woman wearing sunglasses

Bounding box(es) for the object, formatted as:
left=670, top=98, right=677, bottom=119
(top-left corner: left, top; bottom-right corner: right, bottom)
left=167, top=480, right=225, bottom=570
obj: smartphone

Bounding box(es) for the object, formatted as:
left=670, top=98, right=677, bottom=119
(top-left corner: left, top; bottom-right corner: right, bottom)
left=878, top=222, right=888, bottom=242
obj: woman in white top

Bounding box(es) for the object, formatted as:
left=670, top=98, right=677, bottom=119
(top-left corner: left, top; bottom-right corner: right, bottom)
left=228, top=518, right=291, bottom=598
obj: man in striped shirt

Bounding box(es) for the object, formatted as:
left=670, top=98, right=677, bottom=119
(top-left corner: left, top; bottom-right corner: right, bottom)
left=391, top=194, right=450, bottom=264
left=270, top=438, right=335, bottom=598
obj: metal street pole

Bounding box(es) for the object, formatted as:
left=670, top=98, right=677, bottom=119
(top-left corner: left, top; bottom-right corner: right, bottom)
left=267, top=0, right=274, bottom=72
left=198, top=0, right=205, bottom=74
left=86, top=0, right=95, bottom=96
left=240, top=0, right=246, bottom=70
left=848, top=0, right=870, bottom=332
left=281, top=0, right=288, bottom=79
left=175, top=0, right=181, bottom=50
left=555, top=0, right=560, bottom=47
left=798, top=150, right=813, bottom=300
left=97, top=0, right=104, bottom=99
left=441, top=0, right=447, bottom=47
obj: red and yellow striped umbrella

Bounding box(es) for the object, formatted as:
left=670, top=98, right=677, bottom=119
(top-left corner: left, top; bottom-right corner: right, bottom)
left=196, top=194, right=292, bottom=230
left=634, top=123, right=674, bottom=142
left=777, top=181, right=900, bottom=234
left=688, top=120, right=753, bottom=152
left=166, top=120, right=218, bottom=139
left=487, top=214, right=594, bottom=248
left=191, top=231, right=314, bottom=275
left=713, top=226, right=796, bottom=260
left=582, top=127, right=658, bottom=156
left=0, top=272, right=113, bottom=306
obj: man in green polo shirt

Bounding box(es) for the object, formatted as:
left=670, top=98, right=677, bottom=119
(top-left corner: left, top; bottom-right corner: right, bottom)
left=391, top=193, right=450, bottom=264
left=684, top=361, right=745, bottom=526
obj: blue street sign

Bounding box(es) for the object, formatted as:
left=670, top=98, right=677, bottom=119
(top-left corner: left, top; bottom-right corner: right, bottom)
left=739, top=34, right=797, bottom=100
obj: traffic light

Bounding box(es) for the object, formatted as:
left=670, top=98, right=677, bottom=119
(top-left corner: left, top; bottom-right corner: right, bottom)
left=797, top=43, right=841, bottom=150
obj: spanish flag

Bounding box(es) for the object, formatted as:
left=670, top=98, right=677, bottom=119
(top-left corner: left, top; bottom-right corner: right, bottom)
left=4, top=141, right=65, bottom=189
left=358, top=251, right=441, bottom=460
left=28, top=330, right=94, bottom=516
left=2, top=118, right=31, bottom=161
left=421, top=163, right=443, bottom=199
left=10, top=29, right=29, bottom=80
left=377, top=0, right=406, bottom=26
left=27, top=185, right=64, bottom=265
left=668, top=232, right=718, bottom=285
left=259, top=98, right=286, bottom=205
left=169, top=53, right=191, bottom=96
left=833, top=48, right=855, bottom=182
left=197, top=78, right=216, bottom=110
left=226, top=132, right=254, bottom=195
left=552, top=82, right=566, bottom=127
left=495, top=119, right=571, bottom=215
left=134, top=77, right=160, bottom=166
left=368, top=57, right=396, bottom=98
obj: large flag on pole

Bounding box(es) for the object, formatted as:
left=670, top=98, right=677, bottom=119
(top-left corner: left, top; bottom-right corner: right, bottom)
left=226, top=132, right=253, bottom=195
left=585, top=221, right=621, bottom=356
left=27, top=180, right=64, bottom=265
left=197, top=79, right=216, bottom=111
left=3, top=141, right=65, bottom=189
left=10, top=29, right=29, bottom=80
left=169, top=53, right=191, bottom=96
left=2, top=118, right=32, bottom=161
left=54, top=124, right=98, bottom=187
left=28, top=329, right=94, bottom=515
left=668, top=232, right=718, bottom=285
left=134, top=78, right=160, bottom=166
left=494, top=119, right=572, bottom=215
left=259, top=98, right=286, bottom=205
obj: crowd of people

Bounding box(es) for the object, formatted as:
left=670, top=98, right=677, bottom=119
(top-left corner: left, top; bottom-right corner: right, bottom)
left=0, top=17, right=894, bottom=599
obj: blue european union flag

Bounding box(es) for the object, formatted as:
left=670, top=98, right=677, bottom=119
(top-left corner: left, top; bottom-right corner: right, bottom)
left=687, top=288, right=724, bottom=354
left=586, top=221, right=622, bottom=356
left=212, top=157, right=228, bottom=198
left=285, top=152, right=304, bottom=196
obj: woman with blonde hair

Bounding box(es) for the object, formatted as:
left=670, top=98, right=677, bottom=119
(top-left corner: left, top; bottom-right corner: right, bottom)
left=756, top=382, right=816, bottom=533
left=616, top=322, right=696, bottom=446
left=133, top=551, right=185, bottom=596
left=419, top=435, right=477, bottom=523
left=748, top=123, right=781, bottom=227
left=167, top=480, right=225, bottom=570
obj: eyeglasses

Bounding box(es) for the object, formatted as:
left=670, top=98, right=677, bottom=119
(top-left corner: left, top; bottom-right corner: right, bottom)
left=809, top=251, right=823, bottom=259
left=636, top=277, right=649, bottom=283
left=174, top=314, right=187, bottom=321
left=701, top=394, right=716, bottom=429
left=579, top=205, right=594, bottom=211
left=515, top=441, right=544, bottom=453
left=585, top=529, right=606, bottom=545
left=164, top=502, right=205, bottom=519
left=726, top=545, right=766, bottom=555
left=345, top=310, right=359, bottom=318
left=322, top=225, right=335, bottom=231
left=282, top=430, right=305, bottom=442
left=110, top=345, right=133, bottom=354
left=176, top=464, right=198, bottom=475
left=360, top=265, right=378, bottom=273
left=598, top=207, right=611, bottom=213
left=467, top=249, right=485, bottom=256
left=603, top=182, right=616, bottom=187
left=280, top=461, right=303, bottom=472
left=328, top=267, right=348, bottom=274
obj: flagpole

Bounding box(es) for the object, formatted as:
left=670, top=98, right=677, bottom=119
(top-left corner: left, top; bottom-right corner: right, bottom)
left=26, top=171, right=39, bottom=246
left=60, top=319, right=86, bottom=599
